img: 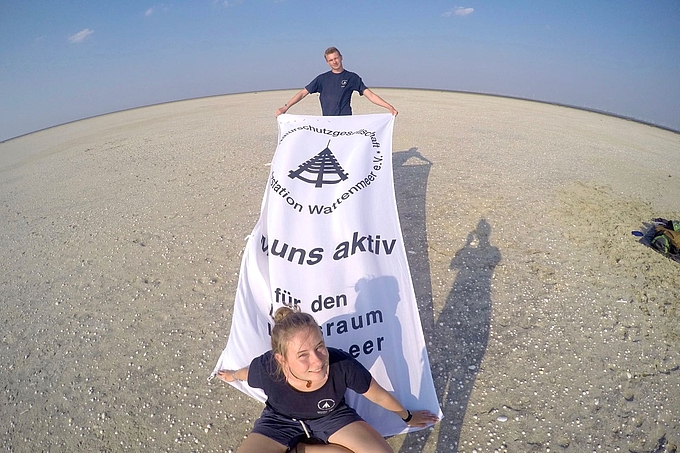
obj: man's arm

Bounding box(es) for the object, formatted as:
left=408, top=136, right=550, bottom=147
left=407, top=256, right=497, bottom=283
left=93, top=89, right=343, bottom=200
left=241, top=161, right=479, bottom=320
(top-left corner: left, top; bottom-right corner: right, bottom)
left=276, top=88, right=310, bottom=116
left=363, top=88, right=398, bottom=116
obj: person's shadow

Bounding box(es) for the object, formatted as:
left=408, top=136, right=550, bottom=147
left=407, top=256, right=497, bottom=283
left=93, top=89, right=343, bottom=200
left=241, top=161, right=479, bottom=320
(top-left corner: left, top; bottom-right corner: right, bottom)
left=352, top=276, right=406, bottom=374
left=323, top=274, right=422, bottom=418
left=428, top=219, right=500, bottom=451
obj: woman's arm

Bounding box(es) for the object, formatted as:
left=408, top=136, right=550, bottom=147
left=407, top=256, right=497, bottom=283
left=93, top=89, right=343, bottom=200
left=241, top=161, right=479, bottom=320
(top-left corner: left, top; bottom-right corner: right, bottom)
left=361, top=378, right=439, bottom=427
left=216, top=366, right=249, bottom=383
left=276, top=88, right=310, bottom=116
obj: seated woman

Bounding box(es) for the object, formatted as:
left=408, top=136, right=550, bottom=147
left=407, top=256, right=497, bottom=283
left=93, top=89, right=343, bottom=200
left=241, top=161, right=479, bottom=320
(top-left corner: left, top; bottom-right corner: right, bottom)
left=217, top=307, right=439, bottom=452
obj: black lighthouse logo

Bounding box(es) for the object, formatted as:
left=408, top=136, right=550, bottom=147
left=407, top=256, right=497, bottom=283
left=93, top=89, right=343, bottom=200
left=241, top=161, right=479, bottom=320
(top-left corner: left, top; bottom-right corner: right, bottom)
left=288, top=141, right=349, bottom=188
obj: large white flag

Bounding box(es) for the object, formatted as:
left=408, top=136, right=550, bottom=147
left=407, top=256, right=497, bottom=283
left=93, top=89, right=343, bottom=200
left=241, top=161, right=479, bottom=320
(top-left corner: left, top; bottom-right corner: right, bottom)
left=212, top=113, right=441, bottom=436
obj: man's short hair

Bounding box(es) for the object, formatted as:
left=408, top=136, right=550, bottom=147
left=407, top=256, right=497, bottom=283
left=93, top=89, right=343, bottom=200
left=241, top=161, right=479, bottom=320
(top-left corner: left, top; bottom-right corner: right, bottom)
left=324, top=47, right=342, bottom=59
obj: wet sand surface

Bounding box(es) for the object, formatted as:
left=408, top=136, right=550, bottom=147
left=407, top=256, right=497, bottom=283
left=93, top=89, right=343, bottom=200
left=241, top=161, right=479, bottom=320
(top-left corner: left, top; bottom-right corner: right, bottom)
left=1, top=90, right=679, bottom=452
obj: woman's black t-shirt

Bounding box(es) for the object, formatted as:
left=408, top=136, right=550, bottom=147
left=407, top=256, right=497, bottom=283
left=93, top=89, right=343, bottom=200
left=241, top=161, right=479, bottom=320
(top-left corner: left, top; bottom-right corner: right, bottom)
left=247, top=347, right=372, bottom=420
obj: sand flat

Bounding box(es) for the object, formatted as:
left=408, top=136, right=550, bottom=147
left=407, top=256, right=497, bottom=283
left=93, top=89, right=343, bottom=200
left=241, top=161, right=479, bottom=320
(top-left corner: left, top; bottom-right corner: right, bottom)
left=1, top=90, right=679, bottom=452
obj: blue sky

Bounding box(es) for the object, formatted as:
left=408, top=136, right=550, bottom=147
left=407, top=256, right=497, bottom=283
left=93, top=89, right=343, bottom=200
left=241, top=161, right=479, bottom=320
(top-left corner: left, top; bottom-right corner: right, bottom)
left=1, top=1, right=679, bottom=141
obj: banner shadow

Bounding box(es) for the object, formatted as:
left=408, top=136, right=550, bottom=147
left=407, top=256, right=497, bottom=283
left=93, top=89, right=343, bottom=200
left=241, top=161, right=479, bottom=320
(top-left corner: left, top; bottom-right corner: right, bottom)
left=393, top=148, right=500, bottom=452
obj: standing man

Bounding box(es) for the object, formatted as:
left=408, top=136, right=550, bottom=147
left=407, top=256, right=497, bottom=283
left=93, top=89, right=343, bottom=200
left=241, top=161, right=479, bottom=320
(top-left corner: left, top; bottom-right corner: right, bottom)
left=276, top=47, right=398, bottom=117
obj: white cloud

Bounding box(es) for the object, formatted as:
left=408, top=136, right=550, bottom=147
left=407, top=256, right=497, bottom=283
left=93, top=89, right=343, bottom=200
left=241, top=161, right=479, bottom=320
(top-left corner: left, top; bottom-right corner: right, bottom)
left=68, top=28, right=94, bottom=43
left=443, top=6, right=474, bottom=17
left=145, top=4, right=171, bottom=16
left=214, top=0, right=243, bottom=7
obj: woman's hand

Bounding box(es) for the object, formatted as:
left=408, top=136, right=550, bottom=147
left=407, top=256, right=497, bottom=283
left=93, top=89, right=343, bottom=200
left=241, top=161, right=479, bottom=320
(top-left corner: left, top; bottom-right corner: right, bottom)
left=405, top=410, right=439, bottom=428
left=216, top=370, right=238, bottom=383
left=216, top=366, right=248, bottom=383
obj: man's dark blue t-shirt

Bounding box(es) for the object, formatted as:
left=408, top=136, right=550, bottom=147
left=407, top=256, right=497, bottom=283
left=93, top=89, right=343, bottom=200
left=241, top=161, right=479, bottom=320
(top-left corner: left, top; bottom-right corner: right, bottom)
left=305, top=70, right=367, bottom=116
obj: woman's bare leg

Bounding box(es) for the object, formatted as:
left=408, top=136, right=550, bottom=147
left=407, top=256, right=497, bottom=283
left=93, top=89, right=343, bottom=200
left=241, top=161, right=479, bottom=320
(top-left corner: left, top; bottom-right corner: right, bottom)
left=296, top=443, right=352, bottom=452
left=235, top=423, right=388, bottom=453
left=236, top=433, right=288, bottom=453
left=326, top=421, right=392, bottom=453
left=236, top=434, right=352, bottom=453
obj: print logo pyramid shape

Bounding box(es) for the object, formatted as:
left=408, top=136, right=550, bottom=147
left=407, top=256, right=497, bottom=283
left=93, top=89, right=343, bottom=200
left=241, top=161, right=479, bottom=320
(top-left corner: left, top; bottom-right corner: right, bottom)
left=317, top=399, right=336, bottom=411
left=288, top=141, right=349, bottom=188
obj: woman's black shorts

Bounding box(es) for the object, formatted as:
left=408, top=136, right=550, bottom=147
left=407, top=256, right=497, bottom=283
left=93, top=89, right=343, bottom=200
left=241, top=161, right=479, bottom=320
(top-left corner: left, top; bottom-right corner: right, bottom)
left=252, top=403, right=364, bottom=448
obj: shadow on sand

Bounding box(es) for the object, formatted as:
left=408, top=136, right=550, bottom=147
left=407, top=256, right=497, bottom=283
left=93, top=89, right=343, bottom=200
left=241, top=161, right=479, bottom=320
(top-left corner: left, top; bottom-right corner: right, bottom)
left=393, top=148, right=501, bottom=452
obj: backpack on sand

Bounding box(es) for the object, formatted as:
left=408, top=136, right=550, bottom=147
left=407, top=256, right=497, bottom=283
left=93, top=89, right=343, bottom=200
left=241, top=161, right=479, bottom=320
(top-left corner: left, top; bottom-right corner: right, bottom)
left=649, top=218, right=680, bottom=261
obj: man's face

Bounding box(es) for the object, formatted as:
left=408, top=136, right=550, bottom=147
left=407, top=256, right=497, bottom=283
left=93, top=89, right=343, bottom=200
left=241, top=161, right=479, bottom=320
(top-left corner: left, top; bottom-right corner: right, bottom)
left=325, top=52, right=343, bottom=73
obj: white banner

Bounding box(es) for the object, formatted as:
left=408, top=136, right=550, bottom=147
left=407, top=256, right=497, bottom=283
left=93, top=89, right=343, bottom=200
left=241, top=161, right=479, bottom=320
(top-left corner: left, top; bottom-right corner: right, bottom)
left=212, top=113, right=441, bottom=436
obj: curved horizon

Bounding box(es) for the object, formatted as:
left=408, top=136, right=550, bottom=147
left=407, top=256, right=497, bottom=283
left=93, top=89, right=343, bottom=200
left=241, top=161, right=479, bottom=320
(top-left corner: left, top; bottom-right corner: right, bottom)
left=3, top=86, right=678, bottom=144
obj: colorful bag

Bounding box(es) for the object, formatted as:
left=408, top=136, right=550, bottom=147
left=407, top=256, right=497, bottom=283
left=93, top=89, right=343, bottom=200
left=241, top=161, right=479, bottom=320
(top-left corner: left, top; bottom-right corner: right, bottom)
left=649, top=219, right=680, bottom=261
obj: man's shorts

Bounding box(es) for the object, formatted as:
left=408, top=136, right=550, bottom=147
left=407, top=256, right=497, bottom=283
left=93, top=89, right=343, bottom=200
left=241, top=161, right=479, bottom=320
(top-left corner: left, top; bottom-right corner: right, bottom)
left=252, top=403, right=364, bottom=448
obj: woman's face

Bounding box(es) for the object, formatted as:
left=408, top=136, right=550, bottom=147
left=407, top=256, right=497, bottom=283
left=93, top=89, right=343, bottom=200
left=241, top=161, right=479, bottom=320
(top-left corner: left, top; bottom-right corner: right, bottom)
left=280, top=327, right=329, bottom=385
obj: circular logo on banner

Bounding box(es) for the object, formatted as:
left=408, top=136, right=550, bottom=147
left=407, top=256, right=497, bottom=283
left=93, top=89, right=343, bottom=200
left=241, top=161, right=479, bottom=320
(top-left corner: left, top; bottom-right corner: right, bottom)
left=275, top=115, right=389, bottom=216
left=317, top=399, right=336, bottom=412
